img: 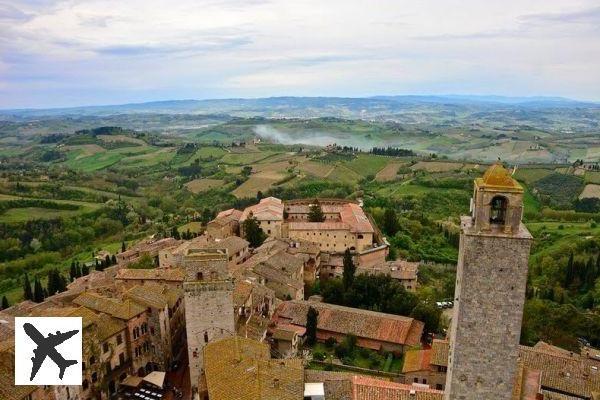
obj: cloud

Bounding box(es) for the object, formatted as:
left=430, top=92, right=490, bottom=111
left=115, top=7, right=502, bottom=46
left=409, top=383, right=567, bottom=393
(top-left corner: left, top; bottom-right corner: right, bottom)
left=0, top=0, right=599, bottom=108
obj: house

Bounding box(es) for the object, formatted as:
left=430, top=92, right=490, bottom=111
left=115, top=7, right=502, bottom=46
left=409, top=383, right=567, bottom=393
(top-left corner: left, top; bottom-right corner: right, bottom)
left=73, top=292, right=158, bottom=377
left=244, top=251, right=306, bottom=300
left=159, top=235, right=249, bottom=271
left=115, top=267, right=185, bottom=289
left=116, top=238, right=182, bottom=266
left=124, top=283, right=186, bottom=370
left=271, top=300, right=424, bottom=353
left=206, top=208, right=242, bottom=239
left=402, top=340, right=448, bottom=391
left=357, top=259, right=419, bottom=292
left=240, top=197, right=285, bottom=239
left=256, top=237, right=321, bottom=285
left=271, top=327, right=300, bottom=358
left=203, top=336, right=304, bottom=400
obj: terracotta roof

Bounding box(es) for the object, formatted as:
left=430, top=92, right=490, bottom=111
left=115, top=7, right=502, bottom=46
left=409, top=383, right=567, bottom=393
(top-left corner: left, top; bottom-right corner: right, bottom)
left=402, top=349, right=432, bottom=373
left=116, top=267, right=185, bottom=282
left=351, top=375, right=444, bottom=400
left=430, top=339, right=449, bottom=367
left=216, top=208, right=243, bottom=220
left=272, top=301, right=423, bottom=347
left=125, top=283, right=182, bottom=309
left=304, top=370, right=359, bottom=400
left=73, top=292, right=146, bottom=320
left=0, top=340, right=39, bottom=400
left=519, top=345, right=600, bottom=398
left=358, top=260, right=418, bottom=281
left=204, top=336, right=304, bottom=400
left=241, top=197, right=284, bottom=222
left=202, top=236, right=249, bottom=255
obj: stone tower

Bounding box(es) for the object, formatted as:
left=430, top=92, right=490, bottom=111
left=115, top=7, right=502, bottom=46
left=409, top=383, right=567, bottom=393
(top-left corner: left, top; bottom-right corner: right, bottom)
left=445, top=164, right=532, bottom=400
left=183, top=248, right=235, bottom=400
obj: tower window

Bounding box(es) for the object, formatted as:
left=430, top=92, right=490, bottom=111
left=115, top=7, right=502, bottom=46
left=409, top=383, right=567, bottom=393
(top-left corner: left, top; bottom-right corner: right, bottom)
left=490, top=196, right=508, bottom=225
left=197, top=272, right=203, bottom=281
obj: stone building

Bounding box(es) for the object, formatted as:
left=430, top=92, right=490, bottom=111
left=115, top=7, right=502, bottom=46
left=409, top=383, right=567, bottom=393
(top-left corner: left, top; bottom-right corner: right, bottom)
left=270, top=300, right=424, bottom=354
left=182, top=249, right=235, bottom=400
left=445, top=163, right=533, bottom=400
left=115, top=267, right=185, bottom=290
left=402, top=339, right=449, bottom=391
left=206, top=208, right=242, bottom=239
left=240, top=197, right=285, bottom=238
left=0, top=340, right=51, bottom=400
left=356, top=259, right=419, bottom=292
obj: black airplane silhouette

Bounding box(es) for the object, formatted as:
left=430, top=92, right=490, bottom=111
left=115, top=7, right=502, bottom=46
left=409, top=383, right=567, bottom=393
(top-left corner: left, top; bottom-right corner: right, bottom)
left=23, top=322, right=79, bottom=380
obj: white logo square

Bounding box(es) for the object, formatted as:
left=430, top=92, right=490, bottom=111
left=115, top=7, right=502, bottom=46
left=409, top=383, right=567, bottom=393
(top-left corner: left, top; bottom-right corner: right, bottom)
left=14, top=317, right=82, bottom=385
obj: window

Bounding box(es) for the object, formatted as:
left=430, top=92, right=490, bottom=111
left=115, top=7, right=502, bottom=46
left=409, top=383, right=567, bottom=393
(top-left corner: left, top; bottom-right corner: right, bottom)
left=436, top=384, right=443, bottom=390
left=116, top=334, right=122, bottom=345
left=82, top=380, right=89, bottom=390
left=490, top=196, right=508, bottom=225
left=197, top=272, right=203, bottom=281
left=357, top=234, right=363, bottom=239
left=413, top=378, right=418, bottom=383
left=91, top=372, right=98, bottom=383
left=204, top=332, right=209, bottom=343
left=422, top=379, right=427, bottom=384
left=119, top=353, right=125, bottom=365
left=103, top=343, right=109, bottom=353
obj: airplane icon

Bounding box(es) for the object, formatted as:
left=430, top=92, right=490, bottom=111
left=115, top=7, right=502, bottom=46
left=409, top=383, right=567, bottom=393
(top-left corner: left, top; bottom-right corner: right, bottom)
left=23, top=322, right=79, bottom=381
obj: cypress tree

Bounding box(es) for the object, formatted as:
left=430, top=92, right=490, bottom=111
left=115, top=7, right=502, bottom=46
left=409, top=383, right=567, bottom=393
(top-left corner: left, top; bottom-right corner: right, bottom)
left=342, top=248, right=356, bottom=290
left=105, top=254, right=111, bottom=267
left=95, top=258, right=100, bottom=270
left=82, top=263, right=89, bottom=276
left=33, top=277, right=44, bottom=303
left=1, top=296, right=8, bottom=310
left=23, top=273, right=33, bottom=301
left=242, top=214, right=267, bottom=248
left=565, top=252, right=575, bottom=287
left=383, top=208, right=399, bottom=236
left=121, top=241, right=127, bottom=253
left=69, top=261, right=76, bottom=280
left=111, top=254, right=117, bottom=265
left=305, top=306, right=319, bottom=346
left=47, top=269, right=56, bottom=295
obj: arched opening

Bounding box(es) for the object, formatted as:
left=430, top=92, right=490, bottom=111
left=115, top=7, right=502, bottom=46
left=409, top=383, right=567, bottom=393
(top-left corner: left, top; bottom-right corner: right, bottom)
left=197, top=272, right=203, bottom=281
left=490, top=196, right=508, bottom=225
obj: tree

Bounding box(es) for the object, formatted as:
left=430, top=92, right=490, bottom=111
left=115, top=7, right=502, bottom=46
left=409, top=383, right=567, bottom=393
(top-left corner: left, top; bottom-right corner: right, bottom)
left=383, top=208, right=400, bottom=236
left=565, top=252, right=575, bottom=287
left=105, top=254, right=111, bottom=267
left=308, top=200, right=325, bottom=222
left=171, top=226, right=181, bottom=240
left=121, top=241, right=127, bottom=253
left=95, top=258, right=100, bottom=271
left=410, top=302, right=441, bottom=336
left=342, top=248, right=356, bottom=290
left=111, top=254, right=117, bottom=265
left=23, top=273, right=33, bottom=301
left=256, top=191, right=263, bottom=200
left=33, top=277, right=44, bottom=303
left=242, top=214, right=266, bottom=248
left=1, top=296, right=8, bottom=310
left=69, top=261, right=77, bottom=281
left=306, top=306, right=319, bottom=346
left=82, top=263, right=90, bottom=276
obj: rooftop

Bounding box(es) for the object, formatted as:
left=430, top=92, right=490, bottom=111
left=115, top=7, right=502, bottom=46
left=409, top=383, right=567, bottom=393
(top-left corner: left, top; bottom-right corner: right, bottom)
left=125, top=283, right=183, bottom=309
left=240, top=197, right=284, bottom=222
left=204, top=336, right=304, bottom=400
left=272, top=300, right=423, bottom=348
left=475, top=163, right=523, bottom=192
left=402, top=349, right=432, bottom=373
left=73, top=292, right=146, bottom=320
left=116, top=267, right=185, bottom=282
left=351, top=375, right=444, bottom=400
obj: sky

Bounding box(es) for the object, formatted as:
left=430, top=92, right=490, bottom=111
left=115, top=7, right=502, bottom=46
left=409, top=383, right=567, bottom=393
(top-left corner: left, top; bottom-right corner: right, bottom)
left=0, top=0, right=599, bottom=109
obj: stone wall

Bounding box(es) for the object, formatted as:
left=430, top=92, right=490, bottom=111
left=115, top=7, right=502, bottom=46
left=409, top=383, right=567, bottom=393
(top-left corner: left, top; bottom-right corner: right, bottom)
left=445, top=217, right=531, bottom=400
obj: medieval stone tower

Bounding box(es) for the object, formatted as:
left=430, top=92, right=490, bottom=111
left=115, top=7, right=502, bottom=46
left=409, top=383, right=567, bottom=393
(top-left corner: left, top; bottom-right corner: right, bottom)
left=445, top=164, right=532, bottom=400
left=183, top=248, right=235, bottom=400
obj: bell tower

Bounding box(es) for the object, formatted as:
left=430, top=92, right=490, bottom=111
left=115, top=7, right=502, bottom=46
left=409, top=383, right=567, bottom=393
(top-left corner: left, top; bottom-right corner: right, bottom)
left=445, top=164, right=532, bottom=400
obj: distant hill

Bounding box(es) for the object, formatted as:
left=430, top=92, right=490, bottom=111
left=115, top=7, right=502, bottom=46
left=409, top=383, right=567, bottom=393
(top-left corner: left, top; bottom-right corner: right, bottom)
left=1, top=95, right=597, bottom=119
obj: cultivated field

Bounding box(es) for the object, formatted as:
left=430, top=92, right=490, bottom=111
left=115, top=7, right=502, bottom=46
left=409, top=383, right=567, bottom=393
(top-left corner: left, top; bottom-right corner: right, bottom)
left=579, top=184, right=600, bottom=199
left=185, top=178, right=225, bottom=194
left=375, top=162, right=405, bottom=181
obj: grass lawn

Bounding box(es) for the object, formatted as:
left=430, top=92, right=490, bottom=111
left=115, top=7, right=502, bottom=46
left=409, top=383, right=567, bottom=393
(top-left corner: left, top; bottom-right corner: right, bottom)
left=514, top=168, right=555, bottom=185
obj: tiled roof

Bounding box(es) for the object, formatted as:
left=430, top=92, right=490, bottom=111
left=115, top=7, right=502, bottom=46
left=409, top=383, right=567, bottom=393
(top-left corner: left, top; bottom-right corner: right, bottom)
left=0, top=340, right=38, bottom=400
left=73, top=292, right=146, bottom=320
left=304, top=370, right=360, bottom=400
left=273, top=301, right=423, bottom=347
left=287, top=203, right=374, bottom=234
left=358, top=260, right=418, bottom=281
left=430, top=339, right=449, bottom=367
left=519, top=345, right=600, bottom=398
left=253, top=263, right=304, bottom=290
left=125, top=283, right=182, bottom=309
left=402, top=349, right=432, bottom=373
left=216, top=208, right=243, bottom=220
left=351, top=376, right=444, bottom=400
left=203, top=236, right=249, bottom=255
left=241, top=197, right=284, bottom=222
left=116, top=267, right=185, bottom=282
left=204, top=336, right=304, bottom=400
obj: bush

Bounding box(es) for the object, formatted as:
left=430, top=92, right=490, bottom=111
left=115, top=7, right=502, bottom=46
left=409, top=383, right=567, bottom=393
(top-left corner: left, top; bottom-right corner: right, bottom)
left=324, top=337, right=337, bottom=348
left=313, top=351, right=326, bottom=361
